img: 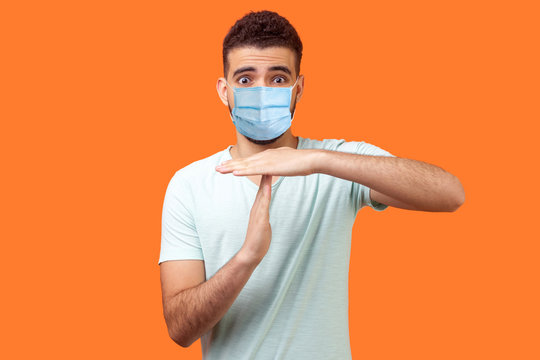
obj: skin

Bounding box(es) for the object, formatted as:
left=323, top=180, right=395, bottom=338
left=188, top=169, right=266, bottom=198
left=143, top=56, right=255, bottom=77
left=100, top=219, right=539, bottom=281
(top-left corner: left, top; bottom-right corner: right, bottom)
left=216, top=46, right=305, bottom=186
left=160, top=45, right=466, bottom=348
left=215, top=47, right=465, bottom=211
left=160, top=174, right=272, bottom=347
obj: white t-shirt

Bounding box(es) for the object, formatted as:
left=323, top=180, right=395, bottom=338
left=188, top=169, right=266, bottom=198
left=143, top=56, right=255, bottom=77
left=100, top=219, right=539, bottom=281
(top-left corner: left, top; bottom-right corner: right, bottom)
left=159, top=136, right=395, bottom=359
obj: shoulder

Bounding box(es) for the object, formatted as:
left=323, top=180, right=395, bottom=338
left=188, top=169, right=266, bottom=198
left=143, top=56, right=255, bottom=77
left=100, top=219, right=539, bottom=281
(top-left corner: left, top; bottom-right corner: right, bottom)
left=169, top=147, right=229, bottom=186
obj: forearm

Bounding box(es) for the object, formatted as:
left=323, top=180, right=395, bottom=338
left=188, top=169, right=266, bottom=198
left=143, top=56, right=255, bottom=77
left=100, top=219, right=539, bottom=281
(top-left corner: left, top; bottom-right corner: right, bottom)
left=314, top=150, right=465, bottom=212
left=164, top=252, right=258, bottom=347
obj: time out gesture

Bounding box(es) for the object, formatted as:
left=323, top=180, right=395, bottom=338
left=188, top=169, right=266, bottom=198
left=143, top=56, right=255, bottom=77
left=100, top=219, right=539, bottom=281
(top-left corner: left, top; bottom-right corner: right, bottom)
left=215, top=146, right=465, bottom=212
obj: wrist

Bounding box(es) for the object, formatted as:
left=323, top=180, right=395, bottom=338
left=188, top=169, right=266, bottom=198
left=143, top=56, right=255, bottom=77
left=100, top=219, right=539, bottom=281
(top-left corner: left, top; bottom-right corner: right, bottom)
left=235, top=248, right=264, bottom=269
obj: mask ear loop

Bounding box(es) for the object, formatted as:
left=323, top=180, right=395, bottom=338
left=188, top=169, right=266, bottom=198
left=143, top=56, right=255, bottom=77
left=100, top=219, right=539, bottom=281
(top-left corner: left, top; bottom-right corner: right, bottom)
left=224, top=78, right=238, bottom=108
left=290, top=76, right=301, bottom=102
left=224, top=79, right=236, bottom=93
left=223, top=79, right=237, bottom=122
left=291, top=76, right=300, bottom=90
left=290, top=76, right=301, bottom=121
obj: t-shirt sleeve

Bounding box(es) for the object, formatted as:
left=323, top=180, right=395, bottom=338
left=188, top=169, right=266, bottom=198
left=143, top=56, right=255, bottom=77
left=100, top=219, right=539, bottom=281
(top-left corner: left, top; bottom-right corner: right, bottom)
left=335, top=140, right=397, bottom=212
left=158, top=172, right=203, bottom=265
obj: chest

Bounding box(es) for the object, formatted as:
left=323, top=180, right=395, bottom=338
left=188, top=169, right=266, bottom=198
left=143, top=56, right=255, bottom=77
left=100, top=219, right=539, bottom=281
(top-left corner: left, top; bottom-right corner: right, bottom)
left=192, top=173, right=355, bottom=276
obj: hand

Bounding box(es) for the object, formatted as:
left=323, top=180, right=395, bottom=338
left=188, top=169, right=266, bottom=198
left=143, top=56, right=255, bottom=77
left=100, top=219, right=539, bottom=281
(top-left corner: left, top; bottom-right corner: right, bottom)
left=238, top=174, right=273, bottom=265
left=215, top=147, right=321, bottom=177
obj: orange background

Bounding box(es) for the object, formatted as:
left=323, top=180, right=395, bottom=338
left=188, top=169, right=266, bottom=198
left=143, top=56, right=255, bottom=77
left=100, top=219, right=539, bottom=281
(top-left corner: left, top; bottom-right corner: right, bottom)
left=1, top=1, right=539, bottom=359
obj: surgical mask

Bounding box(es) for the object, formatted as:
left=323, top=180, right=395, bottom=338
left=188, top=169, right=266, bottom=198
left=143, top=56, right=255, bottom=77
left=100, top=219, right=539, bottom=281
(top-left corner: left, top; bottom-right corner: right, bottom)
left=226, top=77, right=299, bottom=141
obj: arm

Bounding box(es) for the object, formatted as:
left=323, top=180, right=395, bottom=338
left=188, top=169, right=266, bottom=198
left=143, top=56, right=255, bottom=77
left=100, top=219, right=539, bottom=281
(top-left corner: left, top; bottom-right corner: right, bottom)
left=161, top=255, right=258, bottom=347
left=315, top=150, right=465, bottom=212
left=160, top=174, right=273, bottom=347
left=216, top=147, right=465, bottom=213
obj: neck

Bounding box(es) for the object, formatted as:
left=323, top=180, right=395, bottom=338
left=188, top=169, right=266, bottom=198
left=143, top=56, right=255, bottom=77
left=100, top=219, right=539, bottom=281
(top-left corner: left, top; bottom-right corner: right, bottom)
left=231, top=129, right=298, bottom=159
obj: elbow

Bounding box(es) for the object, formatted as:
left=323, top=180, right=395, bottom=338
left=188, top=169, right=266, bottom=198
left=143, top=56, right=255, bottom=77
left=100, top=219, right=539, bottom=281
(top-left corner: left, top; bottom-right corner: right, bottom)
left=168, top=326, right=195, bottom=348
left=163, top=300, right=196, bottom=348
left=164, top=313, right=197, bottom=348
left=447, top=178, right=466, bottom=212
left=174, top=338, right=195, bottom=349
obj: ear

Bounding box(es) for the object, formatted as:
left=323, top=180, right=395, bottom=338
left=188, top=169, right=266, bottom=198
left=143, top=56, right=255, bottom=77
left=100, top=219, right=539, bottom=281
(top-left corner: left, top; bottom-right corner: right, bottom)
left=294, top=75, right=305, bottom=103
left=216, top=77, right=230, bottom=106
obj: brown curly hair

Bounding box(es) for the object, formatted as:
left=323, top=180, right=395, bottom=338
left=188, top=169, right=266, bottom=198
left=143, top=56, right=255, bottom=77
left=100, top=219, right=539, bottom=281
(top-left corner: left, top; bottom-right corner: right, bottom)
left=222, top=10, right=303, bottom=78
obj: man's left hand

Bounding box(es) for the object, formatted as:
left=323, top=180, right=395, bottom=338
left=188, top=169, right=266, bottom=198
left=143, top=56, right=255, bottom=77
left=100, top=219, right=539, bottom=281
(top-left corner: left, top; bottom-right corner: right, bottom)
left=215, top=147, right=320, bottom=176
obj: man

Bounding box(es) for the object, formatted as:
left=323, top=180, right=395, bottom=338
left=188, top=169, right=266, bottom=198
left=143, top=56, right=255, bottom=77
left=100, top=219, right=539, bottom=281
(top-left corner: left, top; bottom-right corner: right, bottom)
left=158, top=10, right=465, bottom=359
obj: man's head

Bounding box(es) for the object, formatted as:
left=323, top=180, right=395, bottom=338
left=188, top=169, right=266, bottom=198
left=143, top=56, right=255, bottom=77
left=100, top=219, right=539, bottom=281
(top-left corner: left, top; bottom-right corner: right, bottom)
left=217, top=11, right=305, bottom=145
left=222, top=10, right=303, bottom=79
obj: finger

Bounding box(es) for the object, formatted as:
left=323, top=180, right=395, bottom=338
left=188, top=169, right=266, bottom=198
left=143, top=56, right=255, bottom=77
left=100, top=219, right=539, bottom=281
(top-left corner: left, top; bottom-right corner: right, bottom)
left=216, top=161, right=250, bottom=174
left=232, top=168, right=258, bottom=176
left=253, top=175, right=270, bottom=205
left=251, top=175, right=272, bottom=220
left=232, top=163, right=267, bottom=176
left=260, top=174, right=272, bottom=201
left=261, top=173, right=271, bottom=186
left=254, top=174, right=267, bottom=200
left=215, top=162, right=235, bottom=173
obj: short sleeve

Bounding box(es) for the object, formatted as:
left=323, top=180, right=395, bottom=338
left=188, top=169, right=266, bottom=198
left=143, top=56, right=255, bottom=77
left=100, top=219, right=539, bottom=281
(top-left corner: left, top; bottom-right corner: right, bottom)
left=335, top=140, right=397, bottom=212
left=158, top=172, right=203, bottom=265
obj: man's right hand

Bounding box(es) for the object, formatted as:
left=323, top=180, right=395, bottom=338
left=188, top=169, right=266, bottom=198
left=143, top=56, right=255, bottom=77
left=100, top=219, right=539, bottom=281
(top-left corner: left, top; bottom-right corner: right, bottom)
left=160, top=174, right=274, bottom=347
left=238, top=174, right=273, bottom=265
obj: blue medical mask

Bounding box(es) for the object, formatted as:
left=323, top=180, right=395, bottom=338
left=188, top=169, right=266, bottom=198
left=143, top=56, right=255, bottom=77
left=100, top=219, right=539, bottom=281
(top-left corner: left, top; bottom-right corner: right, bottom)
left=226, top=77, right=299, bottom=141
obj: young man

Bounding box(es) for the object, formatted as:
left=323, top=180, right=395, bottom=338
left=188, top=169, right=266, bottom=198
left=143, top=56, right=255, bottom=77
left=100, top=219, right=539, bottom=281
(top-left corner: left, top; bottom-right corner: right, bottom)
left=158, top=10, right=464, bottom=359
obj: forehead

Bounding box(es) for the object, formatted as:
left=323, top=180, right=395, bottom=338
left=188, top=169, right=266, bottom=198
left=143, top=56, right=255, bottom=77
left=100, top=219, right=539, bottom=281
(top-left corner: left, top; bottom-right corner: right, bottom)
left=227, top=46, right=296, bottom=76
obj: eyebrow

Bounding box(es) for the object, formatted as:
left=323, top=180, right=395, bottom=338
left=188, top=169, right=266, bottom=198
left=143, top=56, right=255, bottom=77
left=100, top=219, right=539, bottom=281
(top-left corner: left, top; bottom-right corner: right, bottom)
left=232, top=65, right=292, bottom=78
left=268, top=66, right=291, bottom=75
left=232, top=66, right=256, bottom=78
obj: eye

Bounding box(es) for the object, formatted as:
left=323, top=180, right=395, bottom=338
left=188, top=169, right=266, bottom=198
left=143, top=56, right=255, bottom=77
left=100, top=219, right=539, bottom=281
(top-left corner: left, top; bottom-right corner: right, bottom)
left=272, top=76, right=287, bottom=84
left=238, top=77, right=250, bottom=85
